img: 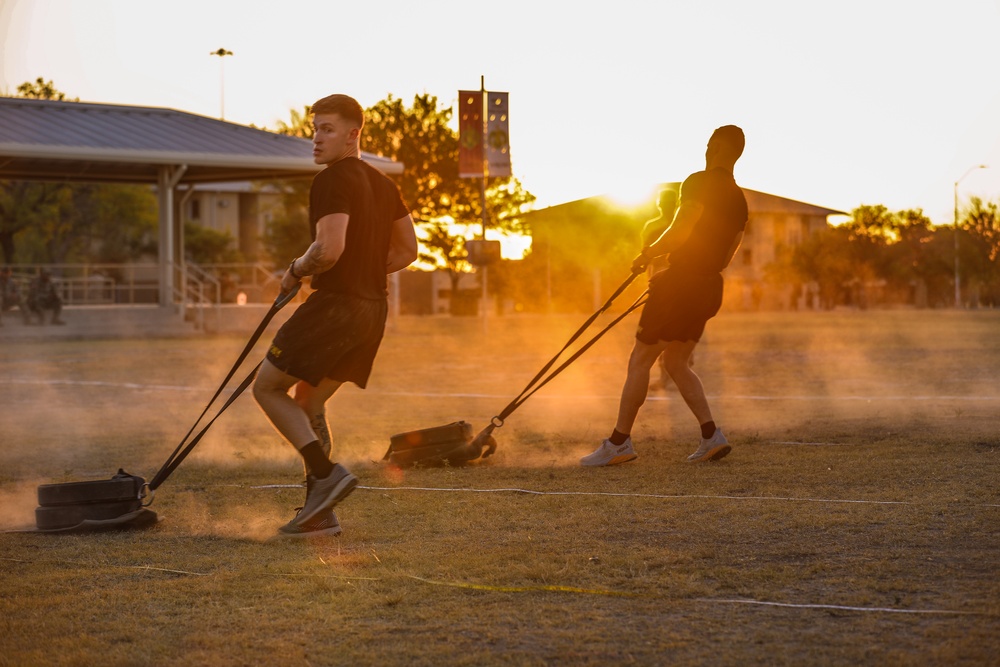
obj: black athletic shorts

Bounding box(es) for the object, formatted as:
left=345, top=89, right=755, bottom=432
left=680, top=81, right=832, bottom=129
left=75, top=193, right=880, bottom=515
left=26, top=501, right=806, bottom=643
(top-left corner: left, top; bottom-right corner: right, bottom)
left=266, top=290, right=387, bottom=388
left=636, top=269, right=723, bottom=344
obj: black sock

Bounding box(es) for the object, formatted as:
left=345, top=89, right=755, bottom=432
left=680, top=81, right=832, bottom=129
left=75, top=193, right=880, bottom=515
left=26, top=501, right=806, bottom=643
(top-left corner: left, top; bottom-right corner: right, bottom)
left=300, top=440, right=334, bottom=479
left=609, top=429, right=630, bottom=446
left=700, top=421, right=717, bottom=440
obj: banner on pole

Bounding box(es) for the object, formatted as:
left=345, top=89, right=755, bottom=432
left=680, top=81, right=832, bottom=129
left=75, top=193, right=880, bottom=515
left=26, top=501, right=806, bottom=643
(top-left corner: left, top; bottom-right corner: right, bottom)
left=485, top=91, right=511, bottom=178
left=458, top=90, right=484, bottom=178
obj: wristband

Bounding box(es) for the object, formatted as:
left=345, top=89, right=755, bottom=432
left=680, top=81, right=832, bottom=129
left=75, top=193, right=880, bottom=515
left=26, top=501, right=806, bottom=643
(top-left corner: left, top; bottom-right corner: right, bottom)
left=288, top=259, right=302, bottom=280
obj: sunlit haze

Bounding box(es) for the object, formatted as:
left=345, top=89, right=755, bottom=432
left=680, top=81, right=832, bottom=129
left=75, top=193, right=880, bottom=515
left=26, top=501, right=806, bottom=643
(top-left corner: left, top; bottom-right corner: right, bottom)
left=3, top=0, right=999, bottom=223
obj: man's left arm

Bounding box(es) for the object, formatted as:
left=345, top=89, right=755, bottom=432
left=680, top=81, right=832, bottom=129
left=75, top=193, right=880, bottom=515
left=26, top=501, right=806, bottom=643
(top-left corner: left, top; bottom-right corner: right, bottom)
left=720, top=231, right=745, bottom=269
left=386, top=214, right=418, bottom=274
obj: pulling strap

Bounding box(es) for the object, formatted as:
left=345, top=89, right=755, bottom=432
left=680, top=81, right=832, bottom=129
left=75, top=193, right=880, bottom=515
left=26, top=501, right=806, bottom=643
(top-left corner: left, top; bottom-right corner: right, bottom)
left=149, top=286, right=299, bottom=491
left=490, top=267, right=649, bottom=428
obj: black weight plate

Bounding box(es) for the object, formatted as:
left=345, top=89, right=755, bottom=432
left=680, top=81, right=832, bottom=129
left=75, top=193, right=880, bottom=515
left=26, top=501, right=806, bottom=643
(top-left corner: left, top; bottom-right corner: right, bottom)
left=390, top=421, right=473, bottom=450
left=389, top=440, right=470, bottom=468
left=37, top=471, right=144, bottom=507
left=35, top=498, right=142, bottom=530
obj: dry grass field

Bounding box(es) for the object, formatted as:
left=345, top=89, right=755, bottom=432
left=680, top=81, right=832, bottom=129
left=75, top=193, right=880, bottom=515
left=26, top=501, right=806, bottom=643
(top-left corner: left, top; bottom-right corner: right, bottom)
left=1, top=309, right=998, bottom=666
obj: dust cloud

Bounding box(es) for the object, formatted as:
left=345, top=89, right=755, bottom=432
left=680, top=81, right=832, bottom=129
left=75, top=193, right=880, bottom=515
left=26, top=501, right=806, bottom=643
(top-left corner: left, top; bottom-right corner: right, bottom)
left=2, top=311, right=997, bottom=517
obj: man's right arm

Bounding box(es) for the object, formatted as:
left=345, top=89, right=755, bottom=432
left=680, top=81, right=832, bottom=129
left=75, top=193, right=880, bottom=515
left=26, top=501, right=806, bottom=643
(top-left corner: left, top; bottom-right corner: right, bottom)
left=633, top=200, right=704, bottom=272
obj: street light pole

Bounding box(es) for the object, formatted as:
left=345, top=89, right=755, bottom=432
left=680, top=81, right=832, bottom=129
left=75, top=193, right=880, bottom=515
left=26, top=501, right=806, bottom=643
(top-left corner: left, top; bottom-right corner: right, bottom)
left=210, top=48, right=233, bottom=120
left=953, top=164, right=987, bottom=308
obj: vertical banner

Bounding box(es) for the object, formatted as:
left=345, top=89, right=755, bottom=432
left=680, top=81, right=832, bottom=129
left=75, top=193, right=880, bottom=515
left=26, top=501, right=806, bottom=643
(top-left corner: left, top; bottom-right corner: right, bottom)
left=458, top=90, right=484, bottom=178
left=485, top=91, right=511, bottom=178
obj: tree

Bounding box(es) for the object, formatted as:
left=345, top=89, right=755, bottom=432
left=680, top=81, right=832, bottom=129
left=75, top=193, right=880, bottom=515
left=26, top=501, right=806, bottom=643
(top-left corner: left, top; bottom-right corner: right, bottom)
left=16, top=77, right=70, bottom=101
left=781, top=204, right=969, bottom=309
left=0, top=181, right=62, bottom=264
left=363, top=94, right=534, bottom=311
left=183, top=221, right=242, bottom=265
left=0, top=79, right=158, bottom=266
left=959, top=196, right=1000, bottom=306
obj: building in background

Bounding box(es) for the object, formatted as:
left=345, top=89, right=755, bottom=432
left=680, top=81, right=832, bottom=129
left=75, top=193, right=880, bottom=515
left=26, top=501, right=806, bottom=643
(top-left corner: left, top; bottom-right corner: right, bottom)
left=523, top=187, right=845, bottom=313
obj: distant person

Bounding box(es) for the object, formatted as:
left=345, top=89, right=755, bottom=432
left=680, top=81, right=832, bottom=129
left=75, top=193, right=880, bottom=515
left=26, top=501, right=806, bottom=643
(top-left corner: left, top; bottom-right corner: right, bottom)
left=582, top=125, right=748, bottom=466
left=252, top=94, right=418, bottom=539
left=640, top=188, right=692, bottom=392
left=26, top=269, right=65, bottom=325
left=0, top=267, right=29, bottom=326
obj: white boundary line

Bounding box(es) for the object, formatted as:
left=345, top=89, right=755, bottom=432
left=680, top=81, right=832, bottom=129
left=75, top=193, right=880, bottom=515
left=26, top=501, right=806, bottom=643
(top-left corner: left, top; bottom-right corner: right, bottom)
left=0, top=378, right=200, bottom=392
left=357, top=485, right=914, bottom=505
left=2, top=377, right=997, bottom=402
left=0, top=556, right=985, bottom=615
left=695, top=598, right=987, bottom=616
left=252, top=483, right=912, bottom=506
left=247, top=483, right=1000, bottom=509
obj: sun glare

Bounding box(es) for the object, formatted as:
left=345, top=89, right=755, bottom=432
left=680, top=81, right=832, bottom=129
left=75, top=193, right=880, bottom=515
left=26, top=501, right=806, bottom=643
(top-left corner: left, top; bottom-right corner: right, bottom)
left=606, top=182, right=658, bottom=209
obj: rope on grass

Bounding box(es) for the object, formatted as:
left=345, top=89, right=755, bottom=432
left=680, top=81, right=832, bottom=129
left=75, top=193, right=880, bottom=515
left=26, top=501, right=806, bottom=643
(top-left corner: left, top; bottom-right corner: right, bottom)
left=403, top=574, right=991, bottom=614
left=2, top=557, right=991, bottom=615
left=0, top=556, right=207, bottom=576
left=245, top=484, right=1000, bottom=509
left=696, top=597, right=992, bottom=616
left=352, top=485, right=912, bottom=506
left=404, top=574, right=638, bottom=598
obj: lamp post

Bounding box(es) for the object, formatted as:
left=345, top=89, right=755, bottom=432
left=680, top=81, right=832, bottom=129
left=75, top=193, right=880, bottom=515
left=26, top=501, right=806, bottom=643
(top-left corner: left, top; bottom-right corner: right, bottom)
left=953, top=164, right=987, bottom=308
left=210, top=48, right=233, bottom=120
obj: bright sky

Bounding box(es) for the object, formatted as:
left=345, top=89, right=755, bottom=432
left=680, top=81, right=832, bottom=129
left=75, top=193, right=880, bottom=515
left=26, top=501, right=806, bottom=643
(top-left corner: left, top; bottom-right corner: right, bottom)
left=3, top=0, right=1000, bottom=225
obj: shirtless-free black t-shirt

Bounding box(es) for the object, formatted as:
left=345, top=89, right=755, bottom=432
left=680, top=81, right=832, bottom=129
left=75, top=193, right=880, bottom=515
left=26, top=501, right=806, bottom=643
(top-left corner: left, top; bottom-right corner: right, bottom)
left=668, top=168, right=748, bottom=275
left=308, top=157, right=409, bottom=299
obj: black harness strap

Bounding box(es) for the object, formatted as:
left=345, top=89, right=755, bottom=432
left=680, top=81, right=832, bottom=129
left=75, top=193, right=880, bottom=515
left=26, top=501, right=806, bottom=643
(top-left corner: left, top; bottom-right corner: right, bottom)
left=149, top=286, right=299, bottom=492
left=490, top=268, right=648, bottom=427
left=494, top=289, right=648, bottom=423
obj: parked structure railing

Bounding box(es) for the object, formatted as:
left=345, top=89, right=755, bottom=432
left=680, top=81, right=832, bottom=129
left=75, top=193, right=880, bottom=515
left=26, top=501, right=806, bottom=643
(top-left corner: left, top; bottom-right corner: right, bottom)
left=2, top=262, right=280, bottom=310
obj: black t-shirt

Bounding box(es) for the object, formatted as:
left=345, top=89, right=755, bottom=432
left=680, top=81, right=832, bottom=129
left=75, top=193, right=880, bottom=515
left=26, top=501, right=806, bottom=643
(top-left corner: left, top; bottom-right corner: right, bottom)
left=668, top=168, right=748, bottom=274
left=308, top=157, right=409, bottom=299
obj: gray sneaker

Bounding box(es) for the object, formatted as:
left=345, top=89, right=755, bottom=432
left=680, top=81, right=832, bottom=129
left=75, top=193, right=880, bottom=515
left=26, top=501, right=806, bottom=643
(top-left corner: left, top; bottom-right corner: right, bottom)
left=687, top=428, right=731, bottom=462
left=580, top=438, right=638, bottom=467
left=292, top=463, right=358, bottom=526
left=276, top=508, right=342, bottom=539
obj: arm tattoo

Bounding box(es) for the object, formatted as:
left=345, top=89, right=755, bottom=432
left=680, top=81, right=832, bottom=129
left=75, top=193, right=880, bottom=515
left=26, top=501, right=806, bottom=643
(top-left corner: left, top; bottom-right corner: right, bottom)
left=294, top=242, right=334, bottom=277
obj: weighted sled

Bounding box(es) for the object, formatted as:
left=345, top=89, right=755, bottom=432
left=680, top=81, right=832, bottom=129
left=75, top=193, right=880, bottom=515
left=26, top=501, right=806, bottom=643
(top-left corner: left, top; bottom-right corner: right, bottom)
left=385, top=421, right=484, bottom=467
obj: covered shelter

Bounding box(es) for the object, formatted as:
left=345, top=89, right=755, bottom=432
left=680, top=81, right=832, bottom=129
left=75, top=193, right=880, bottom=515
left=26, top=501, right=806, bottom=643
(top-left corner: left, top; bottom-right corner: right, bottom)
left=0, top=96, right=401, bottom=306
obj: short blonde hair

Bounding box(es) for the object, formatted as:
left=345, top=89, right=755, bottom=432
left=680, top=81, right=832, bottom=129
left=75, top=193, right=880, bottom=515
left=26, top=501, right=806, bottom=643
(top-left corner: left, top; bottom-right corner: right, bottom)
left=311, top=94, right=364, bottom=128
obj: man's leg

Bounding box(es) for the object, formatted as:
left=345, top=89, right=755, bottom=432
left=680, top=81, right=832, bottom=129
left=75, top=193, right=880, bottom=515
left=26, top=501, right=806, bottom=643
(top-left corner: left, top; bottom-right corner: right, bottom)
left=662, top=340, right=731, bottom=462
left=253, top=360, right=356, bottom=524
left=614, top=338, right=669, bottom=434
left=292, top=378, right=339, bottom=462
left=283, top=377, right=344, bottom=537
left=253, top=360, right=329, bottom=450
left=581, top=338, right=666, bottom=467
left=660, top=340, right=712, bottom=426
left=50, top=298, right=64, bottom=325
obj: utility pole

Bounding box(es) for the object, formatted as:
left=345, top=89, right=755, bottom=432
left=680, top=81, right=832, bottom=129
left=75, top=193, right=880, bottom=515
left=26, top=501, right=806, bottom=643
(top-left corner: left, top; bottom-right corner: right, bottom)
left=210, top=48, right=233, bottom=120
left=479, top=75, right=489, bottom=327
left=953, top=164, right=987, bottom=308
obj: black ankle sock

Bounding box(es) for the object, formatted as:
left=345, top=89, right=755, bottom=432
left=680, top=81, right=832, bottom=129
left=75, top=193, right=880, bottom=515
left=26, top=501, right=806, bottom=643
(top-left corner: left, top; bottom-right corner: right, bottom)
left=700, top=421, right=717, bottom=440
left=609, top=429, right=630, bottom=446
left=300, top=440, right=334, bottom=478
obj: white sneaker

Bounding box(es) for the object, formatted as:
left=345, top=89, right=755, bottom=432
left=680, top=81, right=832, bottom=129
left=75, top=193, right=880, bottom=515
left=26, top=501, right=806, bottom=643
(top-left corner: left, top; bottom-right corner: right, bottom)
left=687, top=428, right=731, bottom=462
left=580, top=438, right=638, bottom=467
